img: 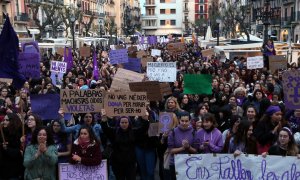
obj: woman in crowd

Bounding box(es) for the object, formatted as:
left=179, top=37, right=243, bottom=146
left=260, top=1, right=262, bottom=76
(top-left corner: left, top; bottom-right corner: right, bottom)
left=21, top=114, right=43, bottom=149
left=0, top=113, right=24, bottom=180
left=167, top=111, right=197, bottom=180
left=164, top=96, right=183, bottom=117
left=50, top=119, right=71, bottom=163
left=23, top=126, right=58, bottom=180
left=228, top=120, right=257, bottom=155
left=70, top=126, right=102, bottom=166
left=254, top=105, right=284, bottom=154
left=191, top=103, right=209, bottom=128
left=262, top=127, right=299, bottom=157
left=101, top=114, right=149, bottom=180
left=196, top=113, right=224, bottom=153
left=222, top=115, right=242, bottom=152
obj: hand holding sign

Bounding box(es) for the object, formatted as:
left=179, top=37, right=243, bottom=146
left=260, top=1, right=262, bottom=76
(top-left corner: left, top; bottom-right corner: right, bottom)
left=159, top=112, right=173, bottom=133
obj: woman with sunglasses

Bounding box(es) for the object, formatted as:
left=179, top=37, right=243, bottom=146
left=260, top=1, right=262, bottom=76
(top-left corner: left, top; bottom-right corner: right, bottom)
left=0, top=113, right=24, bottom=180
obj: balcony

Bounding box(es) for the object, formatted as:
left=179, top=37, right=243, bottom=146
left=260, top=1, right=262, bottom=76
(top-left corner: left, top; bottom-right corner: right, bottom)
left=14, top=13, right=29, bottom=23
left=144, top=2, right=155, bottom=6
left=142, top=14, right=158, bottom=19
left=142, top=25, right=158, bottom=29
left=183, top=8, right=189, bottom=13
left=281, top=16, right=295, bottom=27
left=198, top=10, right=207, bottom=14
left=282, top=0, right=295, bottom=6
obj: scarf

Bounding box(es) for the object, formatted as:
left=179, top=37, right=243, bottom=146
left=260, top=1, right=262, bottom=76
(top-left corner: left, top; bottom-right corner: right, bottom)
left=78, top=137, right=90, bottom=150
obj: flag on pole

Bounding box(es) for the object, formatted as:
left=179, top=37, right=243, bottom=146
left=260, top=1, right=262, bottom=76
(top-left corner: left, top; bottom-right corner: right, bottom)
left=93, top=50, right=99, bottom=80
left=64, top=47, right=73, bottom=71
left=0, top=14, right=26, bottom=89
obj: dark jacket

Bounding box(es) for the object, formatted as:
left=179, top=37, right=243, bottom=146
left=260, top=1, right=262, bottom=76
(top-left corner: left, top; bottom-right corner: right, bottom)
left=70, top=139, right=102, bottom=166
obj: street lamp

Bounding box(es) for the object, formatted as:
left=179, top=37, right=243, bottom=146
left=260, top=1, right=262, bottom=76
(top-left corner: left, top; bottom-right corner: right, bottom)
left=216, top=18, right=221, bottom=46
left=203, top=23, right=206, bottom=39
left=70, top=15, right=76, bottom=49
left=252, top=0, right=281, bottom=42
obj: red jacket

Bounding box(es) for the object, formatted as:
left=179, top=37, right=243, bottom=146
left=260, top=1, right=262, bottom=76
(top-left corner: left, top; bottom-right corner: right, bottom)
left=70, top=139, right=102, bottom=166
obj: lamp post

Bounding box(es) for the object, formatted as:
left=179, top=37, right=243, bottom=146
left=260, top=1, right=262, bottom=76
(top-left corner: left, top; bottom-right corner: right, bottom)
left=203, top=23, right=206, bottom=40
left=252, top=0, right=280, bottom=42
left=216, top=18, right=221, bottom=46
left=70, top=15, right=76, bottom=49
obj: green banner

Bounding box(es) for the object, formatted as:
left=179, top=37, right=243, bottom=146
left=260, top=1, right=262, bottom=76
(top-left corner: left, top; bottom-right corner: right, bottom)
left=183, top=74, right=212, bottom=94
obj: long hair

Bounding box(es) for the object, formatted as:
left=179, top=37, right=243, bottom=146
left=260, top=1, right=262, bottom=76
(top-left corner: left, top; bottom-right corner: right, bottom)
left=279, top=127, right=299, bottom=156
left=25, top=113, right=43, bottom=134
left=164, top=96, right=182, bottom=112
left=50, top=119, right=69, bottom=145
left=6, top=113, right=22, bottom=134
left=233, top=120, right=251, bottom=145
left=79, top=113, right=96, bottom=126
left=30, top=126, right=55, bottom=145
left=78, top=125, right=99, bottom=144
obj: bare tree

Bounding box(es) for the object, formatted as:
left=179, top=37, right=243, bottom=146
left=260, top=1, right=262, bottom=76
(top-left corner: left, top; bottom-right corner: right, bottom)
left=79, top=13, right=96, bottom=37
left=60, top=6, right=82, bottom=38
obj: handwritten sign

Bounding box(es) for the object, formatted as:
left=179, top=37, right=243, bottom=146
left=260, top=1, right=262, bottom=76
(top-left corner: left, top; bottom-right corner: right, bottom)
left=269, top=55, right=287, bottom=73
left=247, top=56, right=264, bottom=69
left=282, top=70, right=300, bottom=109
left=151, top=49, right=161, bottom=57
left=59, top=160, right=107, bottom=180
left=60, top=89, right=104, bottom=113
left=104, top=92, right=147, bottom=117
left=159, top=112, right=173, bottom=133
left=80, top=47, right=91, bottom=57
left=110, top=68, right=144, bottom=91
left=175, top=154, right=300, bottom=180
left=201, top=48, right=215, bottom=58
left=50, top=61, right=67, bottom=73
left=109, top=49, right=128, bottom=64
left=122, top=58, right=141, bottom=73
left=167, top=43, right=185, bottom=55
left=18, top=53, right=40, bottom=79
left=147, top=62, right=176, bottom=82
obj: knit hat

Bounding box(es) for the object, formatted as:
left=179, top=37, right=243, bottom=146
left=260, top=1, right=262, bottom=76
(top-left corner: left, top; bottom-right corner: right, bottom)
left=265, top=105, right=281, bottom=116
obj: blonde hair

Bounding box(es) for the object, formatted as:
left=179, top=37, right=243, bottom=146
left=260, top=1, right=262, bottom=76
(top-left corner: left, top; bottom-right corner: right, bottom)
left=164, top=96, right=182, bottom=111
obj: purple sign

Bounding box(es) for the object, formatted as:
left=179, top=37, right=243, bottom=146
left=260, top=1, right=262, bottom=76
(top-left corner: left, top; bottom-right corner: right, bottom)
left=159, top=112, right=173, bottom=133
left=31, top=94, right=60, bottom=120
left=22, top=41, right=39, bottom=54
left=18, top=53, right=40, bottom=79
left=109, top=49, right=128, bottom=64
left=282, top=71, right=300, bottom=109
left=122, top=58, right=141, bottom=73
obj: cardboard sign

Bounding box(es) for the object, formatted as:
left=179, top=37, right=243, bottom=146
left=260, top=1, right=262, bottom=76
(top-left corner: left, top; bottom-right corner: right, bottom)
left=56, top=48, right=64, bottom=56
left=159, top=112, right=173, bottom=133
left=59, top=160, right=107, bottom=180
left=229, top=51, right=262, bottom=59
left=201, top=48, right=215, bottom=58
left=175, top=154, right=300, bottom=180
left=151, top=49, right=161, bottom=57
left=137, top=51, right=147, bottom=58
left=50, top=61, right=67, bottom=73
left=18, top=53, right=40, bottom=79
left=141, top=57, right=153, bottom=67
left=104, top=92, right=147, bottom=116
left=167, top=43, right=185, bottom=55
left=247, top=56, right=264, bottom=69
left=0, top=78, right=12, bottom=84
left=269, top=55, right=287, bottom=73
left=147, top=62, right=177, bottom=82
left=129, top=81, right=162, bottom=101
left=148, top=123, right=159, bottom=137
left=122, top=58, right=141, bottom=73
left=31, top=94, right=60, bottom=120
left=109, top=49, right=129, bottom=64
left=282, top=70, right=300, bottom=109
left=160, top=83, right=172, bottom=97
left=110, top=68, right=144, bottom=91
left=80, top=46, right=91, bottom=57
left=60, top=89, right=104, bottom=113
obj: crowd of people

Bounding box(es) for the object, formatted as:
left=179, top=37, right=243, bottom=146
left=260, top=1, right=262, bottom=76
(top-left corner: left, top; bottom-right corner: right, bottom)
left=0, top=38, right=300, bottom=180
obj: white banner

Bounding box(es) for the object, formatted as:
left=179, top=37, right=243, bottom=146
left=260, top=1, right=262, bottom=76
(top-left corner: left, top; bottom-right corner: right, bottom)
left=175, top=154, right=300, bottom=180
left=50, top=61, right=67, bottom=73
left=247, top=56, right=264, bottom=69
left=151, top=49, right=161, bottom=57
left=147, top=62, right=176, bottom=82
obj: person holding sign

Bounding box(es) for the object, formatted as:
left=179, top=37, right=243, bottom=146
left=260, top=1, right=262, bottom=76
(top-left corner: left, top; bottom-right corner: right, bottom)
left=0, top=113, right=24, bottom=180
left=70, top=126, right=102, bottom=166
left=101, top=111, right=149, bottom=180
left=23, top=126, right=58, bottom=180
left=167, top=111, right=197, bottom=180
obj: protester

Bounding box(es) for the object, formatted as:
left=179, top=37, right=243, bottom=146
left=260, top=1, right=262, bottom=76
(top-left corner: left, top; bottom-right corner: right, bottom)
left=20, top=114, right=43, bottom=149
left=0, top=113, right=24, bottom=180
left=23, top=126, right=57, bottom=180
left=70, top=125, right=102, bottom=166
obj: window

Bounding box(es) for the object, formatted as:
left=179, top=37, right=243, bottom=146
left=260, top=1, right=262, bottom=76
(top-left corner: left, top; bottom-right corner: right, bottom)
left=160, top=0, right=165, bottom=3
left=199, top=0, right=204, bottom=3
left=160, top=20, right=166, bottom=25
left=171, top=9, right=176, bottom=14
left=171, top=20, right=176, bottom=25
left=200, top=6, right=203, bottom=13
left=160, top=9, right=165, bottom=14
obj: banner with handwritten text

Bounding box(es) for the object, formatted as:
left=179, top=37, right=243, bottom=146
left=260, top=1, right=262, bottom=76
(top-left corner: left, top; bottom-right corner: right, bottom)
left=59, top=160, right=107, bottom=180
left=50, top=61, right=67, bottom=73
left=147, top=62, right=176, bottom=82
left=175, top=154, right=300, bottom=180
left=109, top=49, right=128, bottom=64
left=18, top=53, right=40, bottom=79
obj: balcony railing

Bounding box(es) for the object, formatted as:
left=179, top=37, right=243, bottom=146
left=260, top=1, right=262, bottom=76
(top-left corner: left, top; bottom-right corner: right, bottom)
left=14, top=13, right=29, bottom=22
left=281, top=16, right=295, bottom=26
left=144, top=2, right=156, bottom=6
left=282, top=0, right=295, bottom=5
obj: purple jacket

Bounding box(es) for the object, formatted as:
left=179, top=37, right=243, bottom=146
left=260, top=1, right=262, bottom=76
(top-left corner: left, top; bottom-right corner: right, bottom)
left=196, top=128, right=224, bottom=153
left=168, top=125, right=197, bottom=165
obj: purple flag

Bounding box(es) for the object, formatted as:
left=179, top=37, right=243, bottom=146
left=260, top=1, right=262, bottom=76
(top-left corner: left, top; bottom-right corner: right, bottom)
left=0, top=14, right=26, bottom=89
left=147, top=36, right=151, bottom=45
left=64, top=47, right=73, bottom=71
left=93, top=51, right=99, bottom=80
left=140, top=36, right=144, bottom=44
